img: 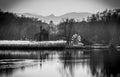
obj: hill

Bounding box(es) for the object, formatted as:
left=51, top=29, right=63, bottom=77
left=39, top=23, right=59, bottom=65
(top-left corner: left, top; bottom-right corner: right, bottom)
left=17, top=12, right=92, bottom=24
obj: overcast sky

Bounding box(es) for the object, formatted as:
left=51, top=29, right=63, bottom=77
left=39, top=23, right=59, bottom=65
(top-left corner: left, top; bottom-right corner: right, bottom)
left=0, top=0, right=120, bottom=16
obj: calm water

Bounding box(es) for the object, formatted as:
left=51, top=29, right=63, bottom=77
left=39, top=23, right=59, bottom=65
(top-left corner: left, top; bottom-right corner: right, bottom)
left=0, top=49, right=120, bottom=77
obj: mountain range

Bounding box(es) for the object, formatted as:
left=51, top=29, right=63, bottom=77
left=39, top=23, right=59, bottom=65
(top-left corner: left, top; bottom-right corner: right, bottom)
left=17, top=12, right=92, bottom=24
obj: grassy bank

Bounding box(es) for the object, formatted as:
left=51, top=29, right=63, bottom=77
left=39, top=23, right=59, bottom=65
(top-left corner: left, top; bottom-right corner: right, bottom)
left=0, top=40, right=120, bottom=50
left=0, top=40, right=66, bottom=50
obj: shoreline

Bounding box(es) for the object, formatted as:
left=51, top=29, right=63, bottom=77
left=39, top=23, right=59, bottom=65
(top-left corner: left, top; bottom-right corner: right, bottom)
left=0, top=40, right=119, bottom=50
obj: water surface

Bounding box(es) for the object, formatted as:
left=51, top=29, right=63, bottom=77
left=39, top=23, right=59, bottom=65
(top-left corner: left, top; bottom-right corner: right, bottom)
left=0, top=49, right=120, bottom=77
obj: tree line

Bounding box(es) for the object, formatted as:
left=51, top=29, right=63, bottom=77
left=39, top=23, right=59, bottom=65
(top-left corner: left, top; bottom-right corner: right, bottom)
left=0, top=9, right=48, bottom=40
left=0, top=9, right=120, bottom=45
left=58, top=9, right=120, bottom=45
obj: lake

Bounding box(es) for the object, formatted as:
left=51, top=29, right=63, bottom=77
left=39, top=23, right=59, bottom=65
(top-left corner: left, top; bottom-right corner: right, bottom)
left=0, top=49, right=120, bottom=77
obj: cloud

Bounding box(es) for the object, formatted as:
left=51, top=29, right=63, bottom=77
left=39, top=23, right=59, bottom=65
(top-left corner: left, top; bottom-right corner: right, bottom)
left=101, top=0, right=120, bottom=8
left=0, top=0, right=120, bottom=10
left=0, top=0, right=23, bottom=10
left=0, top=0, right=119, bottom=16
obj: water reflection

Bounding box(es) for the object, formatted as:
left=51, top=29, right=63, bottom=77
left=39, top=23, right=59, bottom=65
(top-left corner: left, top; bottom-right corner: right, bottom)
left=89, top=49, right=120, bottom=77
left=59, top=50, right=90, bottom=77
left=0, top=49, right=120, bottom=77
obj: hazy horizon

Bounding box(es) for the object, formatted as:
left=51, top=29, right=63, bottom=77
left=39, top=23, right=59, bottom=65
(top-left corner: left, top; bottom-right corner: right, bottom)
left=17, top=11, right=92, bottom=17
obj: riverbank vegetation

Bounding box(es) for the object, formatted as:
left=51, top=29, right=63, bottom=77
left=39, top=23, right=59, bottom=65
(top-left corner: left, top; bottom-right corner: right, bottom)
left=0, top=9, right=120, bottom=46
left=58, top=9, right=120, bottom=46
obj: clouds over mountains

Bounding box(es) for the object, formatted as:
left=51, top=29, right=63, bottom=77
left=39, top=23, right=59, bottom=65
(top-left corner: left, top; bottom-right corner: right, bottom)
left=0, top=0, right=22, bottom=10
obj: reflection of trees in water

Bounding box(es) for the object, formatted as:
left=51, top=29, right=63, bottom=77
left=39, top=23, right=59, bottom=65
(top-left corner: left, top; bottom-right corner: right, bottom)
left=89, top=50, right=104, bottom=77
left=0, top=50, right=51, bottom=77
left=59, top=50, right=75, bottom=77
left=59, top=49, right=89, bottom=77
left=59, top=49, right=120, bottom=77
left=89, top=49, right=120, bottom=77
left=1, top=49, right=120, bottom=77
left=103, top=49, right=120, bottom=77
left=0, top=68, right=15, bottom=77
left=0, top=50, right=50, bottom=59
left=0, top=63, right=26, bottom=77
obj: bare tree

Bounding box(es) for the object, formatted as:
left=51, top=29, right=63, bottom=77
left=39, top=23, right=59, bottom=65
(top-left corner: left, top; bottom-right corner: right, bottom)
left=59, top=19, right=75, bottom=45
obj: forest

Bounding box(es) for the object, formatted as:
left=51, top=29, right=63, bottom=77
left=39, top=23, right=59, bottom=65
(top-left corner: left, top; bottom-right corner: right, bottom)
left=0, top=9, right=120, bottom=45
left=58, top=9, right=120, bottom=45
left=0, top=9, right=49, bottom=40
